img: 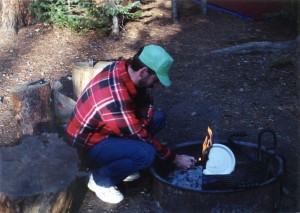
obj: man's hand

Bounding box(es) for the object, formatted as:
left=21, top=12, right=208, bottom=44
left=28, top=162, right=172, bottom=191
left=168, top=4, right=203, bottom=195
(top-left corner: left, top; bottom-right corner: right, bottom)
left=172, top=154, right=197, bottom=169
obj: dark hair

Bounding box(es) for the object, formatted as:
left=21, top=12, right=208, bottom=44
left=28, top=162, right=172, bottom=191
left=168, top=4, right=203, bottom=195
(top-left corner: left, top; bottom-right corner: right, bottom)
left=130, top=46, right=156, bottom=75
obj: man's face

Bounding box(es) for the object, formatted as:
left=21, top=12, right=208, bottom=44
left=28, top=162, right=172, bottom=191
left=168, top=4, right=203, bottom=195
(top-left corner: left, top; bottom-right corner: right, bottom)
left=137, top=72, right=160, bottom=88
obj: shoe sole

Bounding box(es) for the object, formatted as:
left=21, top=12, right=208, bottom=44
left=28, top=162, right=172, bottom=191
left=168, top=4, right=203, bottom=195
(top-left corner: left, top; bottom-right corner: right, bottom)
left=87, top=179, right=124, bottom=204
left=94, top=191, right=124, bottom=204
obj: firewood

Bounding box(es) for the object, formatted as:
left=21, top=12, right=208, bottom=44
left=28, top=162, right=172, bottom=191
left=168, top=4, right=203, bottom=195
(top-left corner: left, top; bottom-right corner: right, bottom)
left=10, top=79, right=54, bottom=139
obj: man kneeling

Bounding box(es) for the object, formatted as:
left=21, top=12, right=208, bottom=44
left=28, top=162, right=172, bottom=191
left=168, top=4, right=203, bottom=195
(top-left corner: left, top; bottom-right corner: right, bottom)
left=66, top=44, right=196, bottom=203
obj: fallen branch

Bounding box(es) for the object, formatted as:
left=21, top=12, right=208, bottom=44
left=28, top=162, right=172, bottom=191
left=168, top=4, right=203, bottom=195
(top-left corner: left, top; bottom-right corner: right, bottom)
left=205, top=40, right=297, bottom=55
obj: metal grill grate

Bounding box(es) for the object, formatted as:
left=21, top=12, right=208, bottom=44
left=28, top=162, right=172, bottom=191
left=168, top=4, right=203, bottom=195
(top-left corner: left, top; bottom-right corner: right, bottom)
left=202, top=161, right=266, bottom=190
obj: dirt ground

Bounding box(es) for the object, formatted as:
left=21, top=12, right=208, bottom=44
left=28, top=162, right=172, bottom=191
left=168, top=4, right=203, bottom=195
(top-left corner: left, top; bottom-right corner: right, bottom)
left=0, top=0, right=299, bottom=212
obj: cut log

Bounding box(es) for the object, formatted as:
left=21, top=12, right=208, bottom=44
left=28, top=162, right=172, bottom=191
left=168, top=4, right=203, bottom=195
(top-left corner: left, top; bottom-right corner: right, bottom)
left=0, top=133, right=82, bottom=213
left=10, top=79, right=54, bottom=138
left=71, top=60, right=113, bottom=100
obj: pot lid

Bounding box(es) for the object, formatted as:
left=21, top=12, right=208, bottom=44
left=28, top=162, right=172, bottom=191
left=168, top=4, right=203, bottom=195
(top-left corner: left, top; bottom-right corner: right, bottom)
left=203, top=144, right=236, bottom=175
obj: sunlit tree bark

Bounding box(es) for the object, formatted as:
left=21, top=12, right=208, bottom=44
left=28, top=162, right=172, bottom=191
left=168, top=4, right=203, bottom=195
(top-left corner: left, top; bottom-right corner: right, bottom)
left=111, top=15, right=119, bottom=36
left=0, top=0, right=32, bottom=38
left=105, top=0, right=120, bottom=36
left=0, top=0, right=18, bottom=36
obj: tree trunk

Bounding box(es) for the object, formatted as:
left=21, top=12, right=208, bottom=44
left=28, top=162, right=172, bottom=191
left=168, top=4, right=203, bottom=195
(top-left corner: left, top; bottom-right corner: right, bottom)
left=0, top=0, right=18, bottom=36
left=171, top=0, right=178, bottom=23
left=17, top=0, right=34, bottom=26
left=111, top=15, right=119, bottom=36
left=106, top=0, right=120, bottom=37
left=200, top=0, right=207, bottom=15
left=0, top=0, right=33, bottom=38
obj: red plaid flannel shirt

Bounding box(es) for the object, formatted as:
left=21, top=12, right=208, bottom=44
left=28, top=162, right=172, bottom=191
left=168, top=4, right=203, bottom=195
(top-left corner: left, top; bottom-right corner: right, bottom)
left=66, top=61, right=176, bottom=161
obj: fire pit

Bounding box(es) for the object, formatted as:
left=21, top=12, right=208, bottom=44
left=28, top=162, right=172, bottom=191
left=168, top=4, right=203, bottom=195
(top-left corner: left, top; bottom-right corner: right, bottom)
left=150, top=130, right=284, bottom=212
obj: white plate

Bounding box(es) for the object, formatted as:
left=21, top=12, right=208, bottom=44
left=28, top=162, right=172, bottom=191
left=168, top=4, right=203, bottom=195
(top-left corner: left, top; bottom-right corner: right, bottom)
left=203, top=144, right=236, bottom=175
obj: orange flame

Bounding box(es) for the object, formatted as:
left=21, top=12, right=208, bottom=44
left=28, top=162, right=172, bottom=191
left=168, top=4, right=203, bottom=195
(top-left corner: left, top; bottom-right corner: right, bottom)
left=202, top=126, right=213, bottom=156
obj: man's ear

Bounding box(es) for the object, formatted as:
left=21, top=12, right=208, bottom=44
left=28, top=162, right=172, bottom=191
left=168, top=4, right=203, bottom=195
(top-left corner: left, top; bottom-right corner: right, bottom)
left=139, top=67, right=149, bottom=78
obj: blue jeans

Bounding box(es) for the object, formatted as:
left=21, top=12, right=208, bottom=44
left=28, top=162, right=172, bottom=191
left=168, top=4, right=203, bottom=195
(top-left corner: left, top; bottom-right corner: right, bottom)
left=85, top=109, right=166, bottom=187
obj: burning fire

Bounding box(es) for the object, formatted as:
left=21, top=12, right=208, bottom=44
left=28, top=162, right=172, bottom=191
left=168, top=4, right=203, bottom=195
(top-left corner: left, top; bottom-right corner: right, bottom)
left=201, top=126, right=213, bottom=157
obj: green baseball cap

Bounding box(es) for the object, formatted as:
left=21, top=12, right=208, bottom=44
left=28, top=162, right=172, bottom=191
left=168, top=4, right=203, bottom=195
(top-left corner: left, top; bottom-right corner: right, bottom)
left=138, top=45, right=174, bottom=87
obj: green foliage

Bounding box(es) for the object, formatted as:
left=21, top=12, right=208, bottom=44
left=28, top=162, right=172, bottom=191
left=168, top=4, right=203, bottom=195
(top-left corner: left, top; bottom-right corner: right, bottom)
left=28, top=0, right=142, bottom=34
left=104, top=1, right=142, bottom=19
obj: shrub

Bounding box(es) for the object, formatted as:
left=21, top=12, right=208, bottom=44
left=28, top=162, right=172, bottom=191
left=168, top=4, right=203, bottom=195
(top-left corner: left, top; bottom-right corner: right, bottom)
left=28, top=0, right=142, bottom=34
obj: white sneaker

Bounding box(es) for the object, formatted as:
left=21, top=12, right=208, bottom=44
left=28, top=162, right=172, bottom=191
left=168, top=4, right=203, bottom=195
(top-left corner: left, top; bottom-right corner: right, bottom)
left=123, top=172, right=140, bottom=182
left=88, top=175, right=124, bottom=204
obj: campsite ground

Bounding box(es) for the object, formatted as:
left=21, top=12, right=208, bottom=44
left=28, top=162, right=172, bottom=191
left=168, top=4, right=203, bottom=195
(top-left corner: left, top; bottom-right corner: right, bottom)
left=0, top=0, right=299, bottom=212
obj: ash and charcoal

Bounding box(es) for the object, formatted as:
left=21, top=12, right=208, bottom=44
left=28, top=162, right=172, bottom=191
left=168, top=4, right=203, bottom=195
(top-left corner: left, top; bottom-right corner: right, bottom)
left=167, top=166, right=203, bottom=190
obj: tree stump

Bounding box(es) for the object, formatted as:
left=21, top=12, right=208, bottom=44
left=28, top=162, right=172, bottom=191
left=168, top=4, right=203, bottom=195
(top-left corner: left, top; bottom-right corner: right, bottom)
left=10, top=79, right=54, bottom=138
left=71, top=60, right=113, bottom=100
left=0, top=133, right=81, bottom=213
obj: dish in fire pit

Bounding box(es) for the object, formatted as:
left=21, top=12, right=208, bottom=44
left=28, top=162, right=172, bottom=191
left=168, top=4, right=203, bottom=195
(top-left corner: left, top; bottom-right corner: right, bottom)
left=203, top=144, right=235, bottom=175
